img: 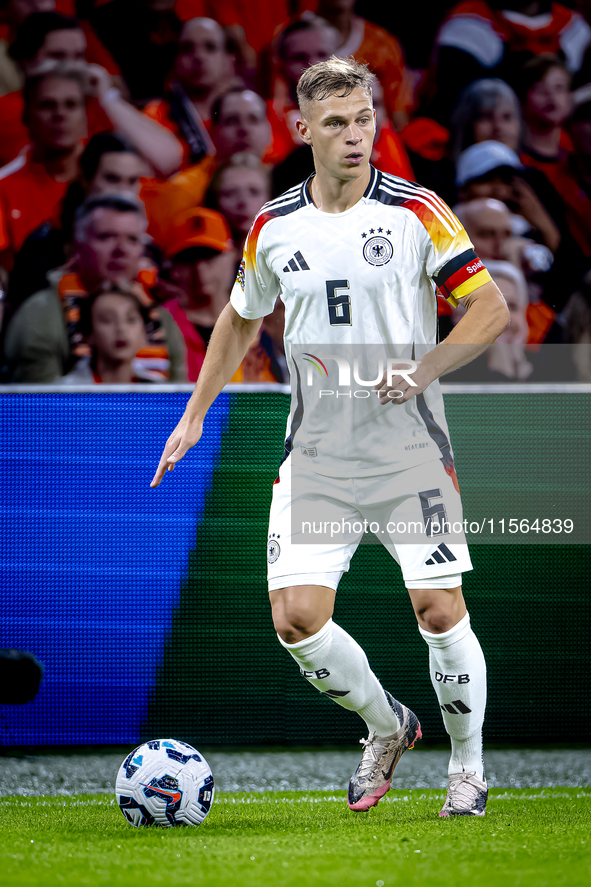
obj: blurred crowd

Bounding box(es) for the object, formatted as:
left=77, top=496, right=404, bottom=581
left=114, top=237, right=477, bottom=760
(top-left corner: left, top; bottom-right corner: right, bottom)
left=1, top=0, right=591, bottom=385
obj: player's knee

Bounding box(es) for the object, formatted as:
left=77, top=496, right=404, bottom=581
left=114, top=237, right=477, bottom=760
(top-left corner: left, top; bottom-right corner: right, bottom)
left=271, top=589, right=329, bottom=644
left=275, top=621, right=309, bottom=645
left=420, top=607, right=458, bottom=634
left=272, top=603, right=320, bottom=644
left=411, top=588, right=464, bottom=634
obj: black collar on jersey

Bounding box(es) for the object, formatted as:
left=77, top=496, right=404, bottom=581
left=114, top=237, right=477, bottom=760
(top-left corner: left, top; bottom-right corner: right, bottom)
left=301, top=165, right=381, bottom=206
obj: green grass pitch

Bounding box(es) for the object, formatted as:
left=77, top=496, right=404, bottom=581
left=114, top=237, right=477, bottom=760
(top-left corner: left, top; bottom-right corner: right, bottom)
left=1, top=789, right=589, bottom=887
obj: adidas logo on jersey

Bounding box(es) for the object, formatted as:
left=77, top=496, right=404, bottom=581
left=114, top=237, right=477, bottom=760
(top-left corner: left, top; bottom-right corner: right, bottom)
left=283, top=251, right=310, bottom=272
left=424, top=543, right=457, bottom=566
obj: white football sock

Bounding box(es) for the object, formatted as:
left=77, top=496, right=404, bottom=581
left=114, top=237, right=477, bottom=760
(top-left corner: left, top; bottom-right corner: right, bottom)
left=278, top=619, right=401, bottom=737
left=419, top=612, right=486, bottom=781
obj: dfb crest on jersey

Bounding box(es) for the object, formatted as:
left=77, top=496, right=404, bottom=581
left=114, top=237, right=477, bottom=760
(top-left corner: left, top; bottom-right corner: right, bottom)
left=267, top=533, right=281, bottom=563
left=363, top=235, right=393, bottom=266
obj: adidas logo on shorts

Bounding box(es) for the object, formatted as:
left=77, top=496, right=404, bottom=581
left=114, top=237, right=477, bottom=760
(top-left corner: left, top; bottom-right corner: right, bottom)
left=424, top=543, right=457, bottom=566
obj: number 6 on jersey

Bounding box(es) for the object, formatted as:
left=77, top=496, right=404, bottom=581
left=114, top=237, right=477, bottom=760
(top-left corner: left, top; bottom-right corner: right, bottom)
left=326, top=279, right=352, bottom=326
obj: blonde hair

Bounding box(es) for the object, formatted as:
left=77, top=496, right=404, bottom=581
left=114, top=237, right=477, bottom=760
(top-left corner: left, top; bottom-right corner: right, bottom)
left=297, top=55, right=373, bottom=116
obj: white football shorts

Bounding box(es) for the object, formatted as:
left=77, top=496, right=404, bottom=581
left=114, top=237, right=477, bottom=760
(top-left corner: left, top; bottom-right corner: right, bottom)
left=267, top=455, right=472, bottom=591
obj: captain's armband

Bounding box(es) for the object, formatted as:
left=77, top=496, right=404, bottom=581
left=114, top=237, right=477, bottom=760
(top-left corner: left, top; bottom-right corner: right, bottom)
left=433, top=249, right=492, bottom=307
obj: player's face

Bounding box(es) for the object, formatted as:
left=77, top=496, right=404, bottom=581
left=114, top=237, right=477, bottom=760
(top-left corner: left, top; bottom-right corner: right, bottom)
left=89, top=293, right=146, bottom=364
left=298, top=87, right=375, bottom=182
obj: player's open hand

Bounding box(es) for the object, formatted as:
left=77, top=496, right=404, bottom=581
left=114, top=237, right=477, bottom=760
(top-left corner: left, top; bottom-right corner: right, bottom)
left=150, top=419, right=203, bottom=487
left=375, top=360, right=432, bottom=405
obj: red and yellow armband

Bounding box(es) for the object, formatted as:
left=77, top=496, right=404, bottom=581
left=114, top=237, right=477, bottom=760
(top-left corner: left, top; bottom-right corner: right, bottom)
left=433, top=249, right=492, bottom=308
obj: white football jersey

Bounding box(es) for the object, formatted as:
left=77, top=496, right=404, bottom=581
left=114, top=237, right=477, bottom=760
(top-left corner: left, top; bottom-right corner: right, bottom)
left=230, top=166, right=491, bottom=479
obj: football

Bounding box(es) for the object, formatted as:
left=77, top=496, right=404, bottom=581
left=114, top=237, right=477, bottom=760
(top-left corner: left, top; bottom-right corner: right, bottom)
left=115, top=738, right=215, bottom=827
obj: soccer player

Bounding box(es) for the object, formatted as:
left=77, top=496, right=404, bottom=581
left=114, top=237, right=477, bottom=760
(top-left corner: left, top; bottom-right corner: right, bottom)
left=151, top=57, right=510, bottom=818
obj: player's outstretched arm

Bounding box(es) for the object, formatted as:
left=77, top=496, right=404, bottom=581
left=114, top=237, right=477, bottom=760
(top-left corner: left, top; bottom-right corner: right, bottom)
left=150, top=303, right=263, bottom=487
left=376, top=280, right=510, bottom=404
